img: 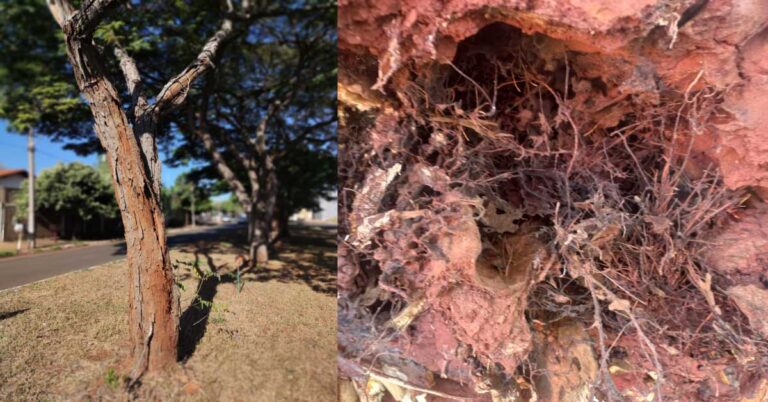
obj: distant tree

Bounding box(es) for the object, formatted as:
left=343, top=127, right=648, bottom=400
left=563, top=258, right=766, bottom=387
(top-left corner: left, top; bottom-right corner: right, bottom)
left=16, top=162, right=118, bottom=238
left=171, top=2, right=337, bottom=264
left=275, top=146, right=336, bottom=231
left=166, top=174, right=212, bottom=227
left=215, top=195, right=244, bottom=216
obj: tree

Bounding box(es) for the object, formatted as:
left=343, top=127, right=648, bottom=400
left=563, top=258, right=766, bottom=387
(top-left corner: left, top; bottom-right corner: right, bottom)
left=214, top=195, right=244, bottom=216
left=274, top=145, right=337, bottom=233
left=0, top=0, right=288, bottom=379
left=42, top=0, right=245, bottom=376
left=166, top=173, right=212, bottom=227
left=171, top=2, right=337, bottom=265
left=15, top=162, right=119, bottom=238
left=0, top=0, right=332, bottom=379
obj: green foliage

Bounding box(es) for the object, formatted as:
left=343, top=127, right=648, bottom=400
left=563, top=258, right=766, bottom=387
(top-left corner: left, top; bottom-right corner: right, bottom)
left=104, top=368, right=120, bottom=390
left=15, top=162, right=118, bottom=222
left=169, top=0, right=337, bottom=218
left=277, top=146, right=337, bottom=217
left=163, top=173, right=212, bottom=227
left=0, top=0, right=271, bottom=149
left=1, top=0, right=336, bottom=226
left=236, top=267, right=243, bottom=293
left=0, top=251, right=16, bottom=258
left=169, top=174, right=212, bottom=213
left=214, top=196, right=244, bottom=215
left=0, top=0, right=90, bottom=137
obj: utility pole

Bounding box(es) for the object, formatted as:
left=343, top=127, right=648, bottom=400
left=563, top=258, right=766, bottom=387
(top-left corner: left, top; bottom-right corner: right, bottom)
left=27, top=127, right=35, bottom=249
left=191, top=186, right=196, bottom=227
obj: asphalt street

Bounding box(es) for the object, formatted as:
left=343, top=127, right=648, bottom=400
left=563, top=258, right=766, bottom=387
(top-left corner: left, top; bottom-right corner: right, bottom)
left=0, top=224, right=243, bottom=291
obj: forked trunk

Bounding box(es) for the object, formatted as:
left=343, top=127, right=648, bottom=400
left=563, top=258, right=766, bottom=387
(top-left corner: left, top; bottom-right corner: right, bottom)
left=60, top=26, right=178, bottom=376
left=48, top=0, right=237, bottom=380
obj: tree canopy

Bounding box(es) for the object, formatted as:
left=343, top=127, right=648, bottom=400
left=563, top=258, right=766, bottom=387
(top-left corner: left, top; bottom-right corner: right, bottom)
left=15, top=162, right=118, bottom=222
left=1, top=0, right=337, bottom=220
left=168, top=0, right=338, bottom=221
left=0, top=0, right=91, bottom=138
left=162, top=173, right=213, bottom=227
left=0, top=0, right=335, bottom=153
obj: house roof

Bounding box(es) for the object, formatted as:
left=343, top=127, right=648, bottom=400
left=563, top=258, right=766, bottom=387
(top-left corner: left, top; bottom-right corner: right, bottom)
left=0, top=169, right=28, bottom=178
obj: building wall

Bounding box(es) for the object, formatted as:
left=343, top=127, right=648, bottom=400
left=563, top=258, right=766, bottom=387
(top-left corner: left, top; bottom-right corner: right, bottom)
left=1, top=204, right=18, bottom=241
left=0, top=178, right=57, bottom=241
left=0, top=175, right=25, bottom=190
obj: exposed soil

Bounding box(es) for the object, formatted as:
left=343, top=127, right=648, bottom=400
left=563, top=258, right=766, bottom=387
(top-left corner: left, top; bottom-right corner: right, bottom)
left=0, top=226, right=337, bottom=401
left=338, top=1, right=768, bottom=401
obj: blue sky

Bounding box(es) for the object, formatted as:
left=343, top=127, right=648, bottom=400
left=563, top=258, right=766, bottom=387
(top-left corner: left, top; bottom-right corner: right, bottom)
left=0, top=120, right=189, bottom=188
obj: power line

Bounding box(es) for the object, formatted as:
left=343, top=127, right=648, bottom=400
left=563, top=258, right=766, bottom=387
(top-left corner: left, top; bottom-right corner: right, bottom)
left=0, top=140, right=78, bottom=163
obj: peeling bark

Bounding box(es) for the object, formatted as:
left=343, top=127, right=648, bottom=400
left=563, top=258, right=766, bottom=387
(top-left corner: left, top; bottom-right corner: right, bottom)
left=62, top=34, right=178, bottom=374
left=45, top=0, right=240, bottom=379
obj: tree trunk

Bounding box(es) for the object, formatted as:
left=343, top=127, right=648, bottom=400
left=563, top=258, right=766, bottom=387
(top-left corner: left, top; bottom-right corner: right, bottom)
left=59, top=20, right=178, bottom=376
left=262, top=164, right=278, bottom=247
left=47, top=0, right=239, bottom=380
left=277, top=207, right=291, bottom=239
left=248, top=201, right=269, bottom=266
left=247, top=162, right=278, bottom=267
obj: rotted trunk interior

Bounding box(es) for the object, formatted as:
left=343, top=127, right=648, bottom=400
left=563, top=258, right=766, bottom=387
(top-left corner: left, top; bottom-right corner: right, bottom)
left=339, top=21, right=767, bottom=402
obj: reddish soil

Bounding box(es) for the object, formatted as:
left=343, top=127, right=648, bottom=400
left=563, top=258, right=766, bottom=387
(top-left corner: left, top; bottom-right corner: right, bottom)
left=339, top=1, right=768, bottom=401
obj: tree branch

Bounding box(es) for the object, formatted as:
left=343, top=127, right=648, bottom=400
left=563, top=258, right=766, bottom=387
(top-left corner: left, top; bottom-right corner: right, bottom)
left=46, top=0, right=76, bottom=28
left=114, top=46, right=148, bottom=112
left=151, top=18, right=234, bottom=116
left=63, top=0, right=124, bottom=38
left=216, top=125, right=256, bottom=171
left=186, top=110, right=251, bottom=210
left=288, top=116, right=338, bottom=147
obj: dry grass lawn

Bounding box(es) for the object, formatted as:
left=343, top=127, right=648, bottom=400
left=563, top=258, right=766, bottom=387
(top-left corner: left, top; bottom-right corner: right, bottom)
left=0, top=226, right=337, bottom=401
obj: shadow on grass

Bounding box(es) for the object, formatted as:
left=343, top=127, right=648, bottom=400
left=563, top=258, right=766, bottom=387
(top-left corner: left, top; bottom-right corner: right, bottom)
left=176, top=224, right=336, bottom=361
left=176, top=225, right=337, bottom=295
left=0, top=308, right=29, bottom=321
left=251, top=239, right=337, bottom=295
left=177, top=246, right=250, bottom=362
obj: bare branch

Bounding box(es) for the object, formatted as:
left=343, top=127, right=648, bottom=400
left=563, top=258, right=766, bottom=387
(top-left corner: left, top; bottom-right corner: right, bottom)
left=46, top=0, right=76, bottom=28
left=189, top=120, right=251, bottom=210
left=151, top=18, right=234, bottom=115
left=114, top=46, right=148, bottom=111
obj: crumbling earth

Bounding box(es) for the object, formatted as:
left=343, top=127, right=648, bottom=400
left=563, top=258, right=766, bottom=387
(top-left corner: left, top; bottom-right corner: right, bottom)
left=338, top=1, right=768, bottom=401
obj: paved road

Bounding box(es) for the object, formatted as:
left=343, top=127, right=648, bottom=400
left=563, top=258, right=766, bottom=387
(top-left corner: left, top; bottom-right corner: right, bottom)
left=0, top=224, right=243, bottom=292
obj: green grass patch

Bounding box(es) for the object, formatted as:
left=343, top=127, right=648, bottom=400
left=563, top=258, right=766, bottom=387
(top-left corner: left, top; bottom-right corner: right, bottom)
left=105, top=368, right=120, bottom=389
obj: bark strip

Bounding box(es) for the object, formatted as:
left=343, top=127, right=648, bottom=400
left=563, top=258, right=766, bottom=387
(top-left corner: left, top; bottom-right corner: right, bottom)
left=45, top=0, right=242, bottom=379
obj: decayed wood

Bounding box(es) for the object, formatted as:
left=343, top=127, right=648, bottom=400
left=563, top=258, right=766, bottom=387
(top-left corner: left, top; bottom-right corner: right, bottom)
left=45, top=0, right=242, bottom=379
